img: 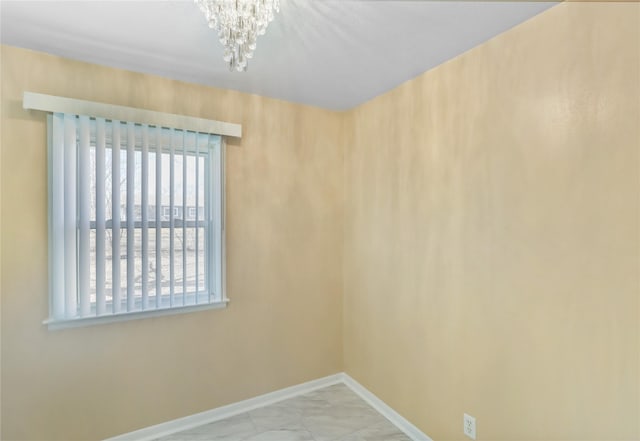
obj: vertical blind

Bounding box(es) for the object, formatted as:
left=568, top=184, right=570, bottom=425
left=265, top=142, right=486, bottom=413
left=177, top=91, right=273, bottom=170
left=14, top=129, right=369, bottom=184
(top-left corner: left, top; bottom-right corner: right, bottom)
left=48, top=112, right=224, bottom=322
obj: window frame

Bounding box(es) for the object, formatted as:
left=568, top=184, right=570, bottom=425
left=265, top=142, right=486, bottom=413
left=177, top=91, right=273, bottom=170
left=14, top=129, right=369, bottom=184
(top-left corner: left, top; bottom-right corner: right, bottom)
left=45, top=114, right=228, bottom=330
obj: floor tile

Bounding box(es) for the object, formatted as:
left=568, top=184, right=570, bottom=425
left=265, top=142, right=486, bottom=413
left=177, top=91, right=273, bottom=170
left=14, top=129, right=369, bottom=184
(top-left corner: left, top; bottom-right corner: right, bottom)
left=155, top=384, right=410, bottom=441
left=334, top=420, right=413, bottom=441
left=242, top=429, right=315, bottom=441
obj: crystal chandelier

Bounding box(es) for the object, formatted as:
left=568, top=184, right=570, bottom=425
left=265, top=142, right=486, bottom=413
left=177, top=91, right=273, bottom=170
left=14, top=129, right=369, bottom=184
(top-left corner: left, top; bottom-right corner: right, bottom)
left=195, top=0, right=280, bottom=72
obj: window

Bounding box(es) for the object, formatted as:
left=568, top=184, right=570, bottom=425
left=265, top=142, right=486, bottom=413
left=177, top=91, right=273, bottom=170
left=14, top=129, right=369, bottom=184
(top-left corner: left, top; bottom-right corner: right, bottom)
left=47, top=112, right=225, bottom=327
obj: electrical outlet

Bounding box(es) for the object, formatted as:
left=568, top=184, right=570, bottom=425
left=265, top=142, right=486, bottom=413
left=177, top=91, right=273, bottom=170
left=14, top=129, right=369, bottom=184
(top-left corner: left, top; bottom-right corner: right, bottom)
left=464, top=413, right=476, bottom=440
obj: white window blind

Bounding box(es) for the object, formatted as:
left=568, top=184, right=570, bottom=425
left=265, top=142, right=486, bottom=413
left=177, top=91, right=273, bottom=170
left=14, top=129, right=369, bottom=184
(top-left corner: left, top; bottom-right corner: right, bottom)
left=47, top=113, right=225, bottom=327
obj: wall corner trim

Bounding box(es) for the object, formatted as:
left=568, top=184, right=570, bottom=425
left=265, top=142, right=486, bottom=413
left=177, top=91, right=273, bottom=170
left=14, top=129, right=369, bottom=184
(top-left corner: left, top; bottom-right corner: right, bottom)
left=104, top=373, right=433, bottom=441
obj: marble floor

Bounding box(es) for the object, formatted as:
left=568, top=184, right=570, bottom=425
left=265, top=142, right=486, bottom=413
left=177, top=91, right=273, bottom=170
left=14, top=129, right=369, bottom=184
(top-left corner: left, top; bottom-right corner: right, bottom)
left=154, top=383, right=412, bottom=441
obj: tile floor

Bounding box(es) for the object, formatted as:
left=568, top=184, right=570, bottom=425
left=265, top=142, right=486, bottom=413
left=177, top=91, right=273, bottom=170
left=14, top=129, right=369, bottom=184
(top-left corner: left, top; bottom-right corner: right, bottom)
left=155, top=383, right=412, bottom=441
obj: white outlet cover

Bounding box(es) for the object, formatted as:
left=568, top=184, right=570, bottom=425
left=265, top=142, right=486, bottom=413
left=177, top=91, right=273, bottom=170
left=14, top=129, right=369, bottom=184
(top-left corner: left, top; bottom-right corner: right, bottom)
left=464, top=413, right=477, bottom=440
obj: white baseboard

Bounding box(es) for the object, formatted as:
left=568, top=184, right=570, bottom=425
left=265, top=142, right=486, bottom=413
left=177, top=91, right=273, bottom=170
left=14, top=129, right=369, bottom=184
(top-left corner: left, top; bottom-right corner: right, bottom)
left=105, top=374, right=343, bottom=441
left=105, top=372, right=432, bottom=441
left=341, top=373, right=433, bottom=441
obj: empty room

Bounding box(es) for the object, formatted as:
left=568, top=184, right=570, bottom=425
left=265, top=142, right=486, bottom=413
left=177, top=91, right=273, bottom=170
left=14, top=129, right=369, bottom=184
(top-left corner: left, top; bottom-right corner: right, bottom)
left=0, top=1, right=638, bottom=440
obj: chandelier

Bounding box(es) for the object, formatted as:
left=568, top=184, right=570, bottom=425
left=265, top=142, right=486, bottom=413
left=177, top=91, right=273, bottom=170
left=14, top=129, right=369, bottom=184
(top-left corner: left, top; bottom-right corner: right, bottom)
left=195, top=0, right=280, bottom=72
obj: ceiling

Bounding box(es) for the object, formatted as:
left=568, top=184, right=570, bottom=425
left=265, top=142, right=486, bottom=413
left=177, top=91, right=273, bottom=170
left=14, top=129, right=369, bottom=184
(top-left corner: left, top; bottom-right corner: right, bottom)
left=0, top=0, right=558, bottom=111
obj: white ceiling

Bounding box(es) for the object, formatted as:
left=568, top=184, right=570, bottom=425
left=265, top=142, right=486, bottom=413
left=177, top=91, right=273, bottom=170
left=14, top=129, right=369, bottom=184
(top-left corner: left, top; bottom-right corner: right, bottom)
left=1, top=0, right=557, bottom=111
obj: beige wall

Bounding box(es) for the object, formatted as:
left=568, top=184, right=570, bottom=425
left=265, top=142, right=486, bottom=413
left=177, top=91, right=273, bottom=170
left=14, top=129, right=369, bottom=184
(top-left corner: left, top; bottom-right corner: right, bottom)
left=0, top=45, right=343, bottom=440
left=2, top=2, right=639, bottom=441
left=343, top=2, right=639, bottom=441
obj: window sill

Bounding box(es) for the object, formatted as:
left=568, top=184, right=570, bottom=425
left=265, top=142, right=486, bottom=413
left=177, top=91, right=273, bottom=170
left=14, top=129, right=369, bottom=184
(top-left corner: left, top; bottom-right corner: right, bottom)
left=43, top=299, right=229, bottom=331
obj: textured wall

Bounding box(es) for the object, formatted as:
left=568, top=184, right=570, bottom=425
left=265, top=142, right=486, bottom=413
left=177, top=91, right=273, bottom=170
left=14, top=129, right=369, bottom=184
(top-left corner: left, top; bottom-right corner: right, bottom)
left=2, top=3, right=639, bottom=441
left=343, top=2, right=639, bottom=440
left=0, top=45, right=343, bottom=440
